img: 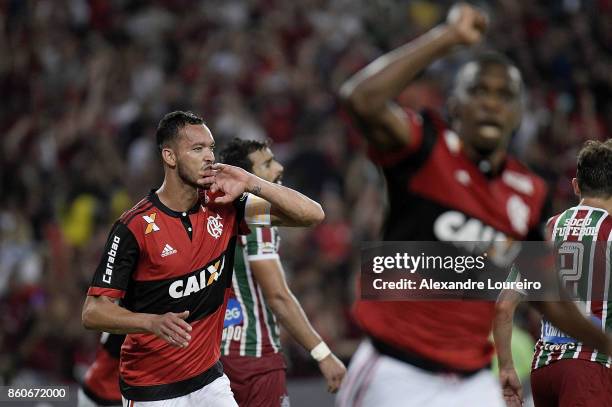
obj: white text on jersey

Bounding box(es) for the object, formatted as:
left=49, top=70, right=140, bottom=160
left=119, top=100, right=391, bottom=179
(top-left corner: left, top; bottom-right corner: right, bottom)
left=103, top=235, right=121, bottom=284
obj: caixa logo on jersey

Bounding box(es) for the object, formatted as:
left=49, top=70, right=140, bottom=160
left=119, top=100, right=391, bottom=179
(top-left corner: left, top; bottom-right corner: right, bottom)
left=168, top=255, right=226, bottom=299
left=433, top=211, right=522, bottom=267
left=434, top=211, right=510, bottom=242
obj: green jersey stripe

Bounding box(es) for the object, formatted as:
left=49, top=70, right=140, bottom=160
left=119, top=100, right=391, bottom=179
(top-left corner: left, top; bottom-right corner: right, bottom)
left=256, top=285, right=281, bottom=353
left=243, top=254, right=262, bottom=356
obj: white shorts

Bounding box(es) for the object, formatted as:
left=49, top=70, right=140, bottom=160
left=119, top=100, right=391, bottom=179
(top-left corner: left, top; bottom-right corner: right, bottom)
left=336, top=340, right=505, bottom=407
left=122, top=374, right=237, bottom=407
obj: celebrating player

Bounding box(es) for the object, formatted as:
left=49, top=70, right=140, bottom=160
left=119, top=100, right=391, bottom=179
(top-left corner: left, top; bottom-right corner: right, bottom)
left=78, top=333, right=123, bottom=407
left=218, top=139, right=346, bottom=406
left=494, top=139, right=612, bottom=407
left=81, top=111, right=324, bottom=406
left=338, top=3, right=549, bottom=406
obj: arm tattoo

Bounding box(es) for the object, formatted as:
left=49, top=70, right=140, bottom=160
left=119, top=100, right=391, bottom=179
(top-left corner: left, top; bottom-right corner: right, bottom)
left=249, top=184, right=261, bottom=195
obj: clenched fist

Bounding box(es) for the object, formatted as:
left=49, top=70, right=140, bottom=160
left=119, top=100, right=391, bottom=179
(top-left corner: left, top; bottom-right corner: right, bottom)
left=446, top=3, right=488, bottom=46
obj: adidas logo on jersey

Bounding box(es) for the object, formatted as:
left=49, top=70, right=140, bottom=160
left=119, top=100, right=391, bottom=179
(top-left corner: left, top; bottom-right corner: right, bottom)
left=161, top=244, right=177, bottom=257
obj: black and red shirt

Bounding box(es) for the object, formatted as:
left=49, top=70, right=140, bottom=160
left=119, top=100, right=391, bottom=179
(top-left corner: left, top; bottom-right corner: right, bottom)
left=354, top=109, right=550, bottom=371
left=88, top=189, right=248, bottom=401
left=82, top=334, right=123, bottom=406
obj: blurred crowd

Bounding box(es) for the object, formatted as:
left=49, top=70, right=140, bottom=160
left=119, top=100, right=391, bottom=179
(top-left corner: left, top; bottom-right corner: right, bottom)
left=1, top=0, right=610, bottom=387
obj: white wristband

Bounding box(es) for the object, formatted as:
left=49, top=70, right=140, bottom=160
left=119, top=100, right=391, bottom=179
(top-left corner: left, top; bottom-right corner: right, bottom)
left=310, top=342, right=331, bottom=362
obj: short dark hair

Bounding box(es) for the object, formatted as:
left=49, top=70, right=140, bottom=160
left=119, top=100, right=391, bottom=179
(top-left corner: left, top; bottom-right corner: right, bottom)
left=156, top=111, right=205, bottom=152
left=219, top=138, right=269, bottom=172
left=576, top=139, right=612, bottom=198
left=453, top=51, right=523, bottom=96
left=470, top=50, right=515, bottom=70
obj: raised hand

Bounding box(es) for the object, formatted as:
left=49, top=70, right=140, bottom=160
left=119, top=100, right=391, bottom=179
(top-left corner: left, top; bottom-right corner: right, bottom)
left=446, top=3, right=488, bottom=46
left=318, top=353, right=347, bottom=393
left=148, top=310, right=192, bottom=348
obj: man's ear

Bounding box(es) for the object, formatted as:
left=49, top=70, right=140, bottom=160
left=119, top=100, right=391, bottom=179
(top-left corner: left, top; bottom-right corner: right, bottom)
left=161, top=147, right=177, bottom=167
left=511, top=102, right=523, bottom=132
left=571, top=178, right=581, bottom=198
left=447, top=96, right=462, bottom=133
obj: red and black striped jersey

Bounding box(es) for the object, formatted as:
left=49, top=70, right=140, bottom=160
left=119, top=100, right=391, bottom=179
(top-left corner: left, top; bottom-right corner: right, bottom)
left=87, top=189, right=249, bottom=401
left=354, top=109, right=550, bottom=371
left=82, top=333, right=124, bottom=405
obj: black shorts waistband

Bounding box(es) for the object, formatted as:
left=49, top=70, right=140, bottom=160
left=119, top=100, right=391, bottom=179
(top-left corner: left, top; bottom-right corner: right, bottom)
left=370, top=337, right=488, bottom=378
left=120, top=360, right=223, bottom=401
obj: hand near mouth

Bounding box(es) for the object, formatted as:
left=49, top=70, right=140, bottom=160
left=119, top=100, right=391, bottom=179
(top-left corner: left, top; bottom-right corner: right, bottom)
left=197, top=164, right=253, bottom=204
left=198, top=166, right=217, bottom=187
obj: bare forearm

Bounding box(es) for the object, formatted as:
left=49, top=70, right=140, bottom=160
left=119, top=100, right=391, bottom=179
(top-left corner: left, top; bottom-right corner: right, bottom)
left=493, top=308, right=515, bottom=369
left=341, top=25, right=456, bottom=114
left=535, top=301, right=611, bottom=354
left=247, top=176, right=324, bottom=226
left=269, top=294, right=322, bottom=352
left=82, top=296, right=152, bottom=334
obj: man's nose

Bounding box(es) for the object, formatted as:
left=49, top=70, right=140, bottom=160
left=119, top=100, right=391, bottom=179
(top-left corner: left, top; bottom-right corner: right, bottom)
left=481, top=94, right=503, bottom=112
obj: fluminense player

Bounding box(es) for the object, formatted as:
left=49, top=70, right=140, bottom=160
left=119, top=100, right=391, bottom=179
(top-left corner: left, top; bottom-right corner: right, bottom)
left=219, top=138, right=346, bottom=406
left=494, top=139, right=612, bottom=407
left=81, top=111, right=324, bottom=407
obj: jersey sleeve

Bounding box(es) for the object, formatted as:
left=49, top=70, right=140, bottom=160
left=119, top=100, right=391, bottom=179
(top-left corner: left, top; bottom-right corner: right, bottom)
left=505, top=264, right=528, bottom=296
left=232, top=193, right=251, bottom=235
left=87, top=221, right=139, bottom=299
left=366, top=108, right=438, bottom=170
left=245, top=227, right=280, bottom=261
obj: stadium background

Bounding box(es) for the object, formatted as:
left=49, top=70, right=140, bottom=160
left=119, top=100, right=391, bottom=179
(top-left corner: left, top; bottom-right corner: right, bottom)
left=1, top=0, right=610, bottom=405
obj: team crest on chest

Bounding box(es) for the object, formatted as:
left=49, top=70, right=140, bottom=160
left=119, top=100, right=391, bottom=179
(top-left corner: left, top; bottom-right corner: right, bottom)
left=143, top=213, right=160, bottom=234
left=207, top=214, right=223, bottom=239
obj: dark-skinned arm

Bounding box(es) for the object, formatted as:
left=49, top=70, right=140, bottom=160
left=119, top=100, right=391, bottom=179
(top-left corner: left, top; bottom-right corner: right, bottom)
left=339, top=3, right=487, bottom=150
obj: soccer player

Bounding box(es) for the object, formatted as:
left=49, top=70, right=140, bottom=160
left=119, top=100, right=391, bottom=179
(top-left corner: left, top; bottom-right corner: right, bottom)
left=218, top=139, right=346, bottom=406
left=337, top=3, right=550, bottom=406
left=81, top=111, right=325, bottom=406
left=78, top=333, right=123, bottom=407
left=494, top=140, right=612, bottom=407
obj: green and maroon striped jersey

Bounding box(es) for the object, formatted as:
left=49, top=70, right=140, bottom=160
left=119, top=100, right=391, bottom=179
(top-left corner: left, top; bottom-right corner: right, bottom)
left=221, top=226, right=282, bottom=357
left=532, top=205, right=612, bottom=370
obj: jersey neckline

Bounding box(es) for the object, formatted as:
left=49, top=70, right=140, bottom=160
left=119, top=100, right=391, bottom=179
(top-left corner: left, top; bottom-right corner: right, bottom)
left=569, top=204, right=610, bottom=215
left=148, top=189, right=201, bottom=218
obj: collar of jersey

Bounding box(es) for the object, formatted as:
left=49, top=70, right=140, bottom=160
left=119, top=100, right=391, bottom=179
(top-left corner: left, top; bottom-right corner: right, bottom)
left=148, top=189, right=201, bottom=218
left=570, top=204, right=610, bottom=214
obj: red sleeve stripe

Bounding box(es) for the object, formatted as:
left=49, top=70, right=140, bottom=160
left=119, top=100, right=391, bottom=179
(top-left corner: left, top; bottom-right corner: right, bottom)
left=87, top=287, right=125, bottom=299
left=261, top=228, right=272, bottom=243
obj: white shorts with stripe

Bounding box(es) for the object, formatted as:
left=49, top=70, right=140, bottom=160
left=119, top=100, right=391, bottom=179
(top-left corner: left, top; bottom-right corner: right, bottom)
left=336, top=340, right=505, bottom=407
left=122, top=374, right=237, bottom=407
